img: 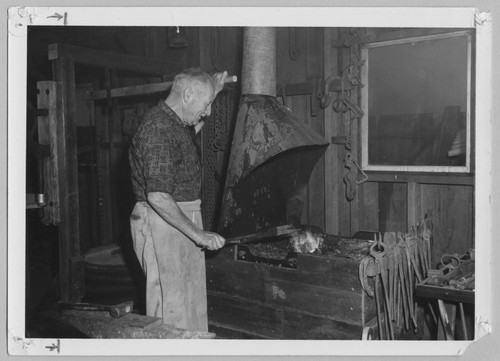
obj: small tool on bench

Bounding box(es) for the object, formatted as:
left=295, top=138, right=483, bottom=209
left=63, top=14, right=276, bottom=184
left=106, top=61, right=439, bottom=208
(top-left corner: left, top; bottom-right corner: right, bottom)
left=58, top=300, right=134, bottom=318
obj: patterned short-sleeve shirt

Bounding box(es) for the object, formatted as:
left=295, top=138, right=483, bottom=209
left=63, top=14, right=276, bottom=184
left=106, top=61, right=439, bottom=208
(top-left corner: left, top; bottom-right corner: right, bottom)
left=129, top=101, right=201, bottom=202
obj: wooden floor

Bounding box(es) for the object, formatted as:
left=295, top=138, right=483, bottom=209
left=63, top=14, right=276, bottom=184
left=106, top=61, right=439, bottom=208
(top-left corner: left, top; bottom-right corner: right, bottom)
left=28, top=308, right=216, bottom=339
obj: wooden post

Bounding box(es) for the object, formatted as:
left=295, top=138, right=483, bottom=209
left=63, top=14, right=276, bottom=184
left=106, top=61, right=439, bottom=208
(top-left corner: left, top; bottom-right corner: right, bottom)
left=110, top=68, right=122, bottom=245
left=323, top=28, right=339, bottom=235
left=51, top=56, right=85, bottom=302
left=349, top=44, right=361, bottom=236
left=94, top=84, right=114, bottom=247
left=305, top=28, right=327, bottom=230
left=358, top=182, right=379, bottom=232
left=338, top=36, right=353, bottom=236
left=102, top=67, right=120, bottom=245
left=407, top=182, right=422, bottom=229
left=36, top=81, right=61, bottom=225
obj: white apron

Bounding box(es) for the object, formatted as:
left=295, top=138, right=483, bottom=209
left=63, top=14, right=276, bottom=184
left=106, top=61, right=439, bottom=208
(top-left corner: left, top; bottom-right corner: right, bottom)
left=130, top=198, right=208, bottom=331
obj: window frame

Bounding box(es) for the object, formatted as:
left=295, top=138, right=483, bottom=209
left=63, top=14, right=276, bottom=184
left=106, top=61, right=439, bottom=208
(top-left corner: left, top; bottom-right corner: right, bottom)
left=360, top=30, right=473, bottom=173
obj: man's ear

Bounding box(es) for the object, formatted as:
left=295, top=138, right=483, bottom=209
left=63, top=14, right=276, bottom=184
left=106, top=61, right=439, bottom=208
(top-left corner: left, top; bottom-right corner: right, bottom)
left=182, top=86, right=194, bottom=104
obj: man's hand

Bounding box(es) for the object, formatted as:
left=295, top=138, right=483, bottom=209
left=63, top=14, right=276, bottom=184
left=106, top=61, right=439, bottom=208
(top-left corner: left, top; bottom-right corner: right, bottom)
left=147, top=192, right=225, bottom=251
left=198, top=231, right=225, bottom=251
left=212, top=71, right=228, bottom=97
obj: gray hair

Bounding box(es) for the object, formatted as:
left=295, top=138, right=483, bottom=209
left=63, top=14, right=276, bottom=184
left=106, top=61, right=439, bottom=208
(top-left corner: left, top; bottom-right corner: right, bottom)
left=171, top=67, right=213, bottom=94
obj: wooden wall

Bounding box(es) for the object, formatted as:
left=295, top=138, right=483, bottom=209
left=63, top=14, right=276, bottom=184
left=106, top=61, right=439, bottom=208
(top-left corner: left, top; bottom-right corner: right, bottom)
left=198, top=26, right=475, bottom=265
left=419, top=184, right=474, bottom=261
left=28, top=25, right=474, bottom=268
left=32, top=27, right=195, bottom=252
left=325, top=28, right=475, bottom=265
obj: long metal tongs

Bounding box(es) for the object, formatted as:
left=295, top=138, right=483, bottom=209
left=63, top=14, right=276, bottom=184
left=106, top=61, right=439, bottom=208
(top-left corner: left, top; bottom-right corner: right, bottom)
left=224, top=224, right=299, bottom=247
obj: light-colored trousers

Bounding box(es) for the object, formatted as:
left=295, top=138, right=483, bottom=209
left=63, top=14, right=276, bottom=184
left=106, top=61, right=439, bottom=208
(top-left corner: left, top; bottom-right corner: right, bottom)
left=130, top=199, right=208, bottom=331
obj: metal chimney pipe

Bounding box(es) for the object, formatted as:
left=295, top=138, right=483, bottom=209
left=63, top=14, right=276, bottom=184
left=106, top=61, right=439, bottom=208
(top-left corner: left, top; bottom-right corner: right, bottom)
left=218, top=26, right=329, bottom=237
left=241, top=27, right=276, bottom=96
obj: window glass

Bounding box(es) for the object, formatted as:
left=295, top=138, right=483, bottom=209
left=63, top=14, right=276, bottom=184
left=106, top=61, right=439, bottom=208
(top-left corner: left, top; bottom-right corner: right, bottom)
left=362, top=32, right=471, bottom=172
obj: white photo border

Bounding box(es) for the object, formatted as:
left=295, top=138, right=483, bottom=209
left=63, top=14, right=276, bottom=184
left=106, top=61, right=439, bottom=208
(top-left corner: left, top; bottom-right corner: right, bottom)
left=7, top=6, right=492, bottom=356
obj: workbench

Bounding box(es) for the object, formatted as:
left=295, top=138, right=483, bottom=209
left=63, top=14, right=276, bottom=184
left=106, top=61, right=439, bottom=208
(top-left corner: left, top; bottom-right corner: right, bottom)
left=416, top=281, right=474, bottom=340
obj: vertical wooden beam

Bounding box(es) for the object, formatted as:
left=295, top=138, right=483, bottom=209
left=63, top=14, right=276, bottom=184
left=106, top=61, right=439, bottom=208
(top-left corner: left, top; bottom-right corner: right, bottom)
left=338, top=41, right=353, bottom=236
left=93, top=67, right=118, bottom=247
left=356, top=45, right=381, bottom=234
left=109, top=68, right=122, bottom=244
left=52, top=56, right=84, bottom=302
left=305, top=28, right=326, bottom=230
left=94, top=87, right=114, bottom=247
left=75, top=83, right=100, bottom=251
left=407, top=182, right=422, bottom=230
left=358, top=182, right=379, bottom=232
left=104, top=67, right=115, bottom=243
left=349, top=47, right=361, bottom=236
left=36, top=81, right=61, bottom=225
left=408, top=180, right=429, bottom=335
left=323, top=28, right=339, bottom=235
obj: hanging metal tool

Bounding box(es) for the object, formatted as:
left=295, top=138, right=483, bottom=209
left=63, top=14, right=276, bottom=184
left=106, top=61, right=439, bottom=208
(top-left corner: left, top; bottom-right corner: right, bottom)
left=341, top=95, right=364, bottom=120
left=58, top=300, right=134, bottom=318
left=343, top=47, right=366, bottom=88
left=343, top=153, right=368, bottom=201
left=358, top=219, right=432, bottom=340
left=337, top=42, right=366, bottom=202
left=332, top=64, right=365, bottom=120
left=318, top=74, right=339, bottom=109
left=331, top=71, right=348, bottom=114
left=370, top=235, right=395, bottom=340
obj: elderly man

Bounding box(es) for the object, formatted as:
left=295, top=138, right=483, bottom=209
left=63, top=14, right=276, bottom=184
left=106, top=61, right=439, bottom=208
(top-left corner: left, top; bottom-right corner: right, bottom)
left=129, top=68, right=226, bottom=331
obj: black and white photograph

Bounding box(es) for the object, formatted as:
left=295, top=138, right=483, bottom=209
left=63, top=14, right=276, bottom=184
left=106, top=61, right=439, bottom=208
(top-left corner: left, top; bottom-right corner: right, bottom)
left=4, top=3, right=499, bottom=359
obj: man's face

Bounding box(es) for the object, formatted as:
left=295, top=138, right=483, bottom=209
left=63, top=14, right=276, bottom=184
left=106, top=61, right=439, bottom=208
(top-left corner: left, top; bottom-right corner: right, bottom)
left=183, top=82, right=214, bottom=127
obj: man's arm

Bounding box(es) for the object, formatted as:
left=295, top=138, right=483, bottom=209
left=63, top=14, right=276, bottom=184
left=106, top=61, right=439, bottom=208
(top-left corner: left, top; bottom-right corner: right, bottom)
left=147, top=192, right=225, bottom=250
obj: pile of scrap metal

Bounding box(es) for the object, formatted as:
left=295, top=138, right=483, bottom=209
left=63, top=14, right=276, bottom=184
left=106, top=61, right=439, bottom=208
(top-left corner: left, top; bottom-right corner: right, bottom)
left=415, top=249, right=474, bottom=341
left=425, top=250, right=475, bottom=291
left=358, top=219, right=432, bottom=340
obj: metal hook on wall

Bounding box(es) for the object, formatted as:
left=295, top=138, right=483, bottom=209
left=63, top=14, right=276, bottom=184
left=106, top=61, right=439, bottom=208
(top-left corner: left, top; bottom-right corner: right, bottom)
left=343, top=152, right=369, bottom=202
left=317, top=74, right=339, bottom=109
